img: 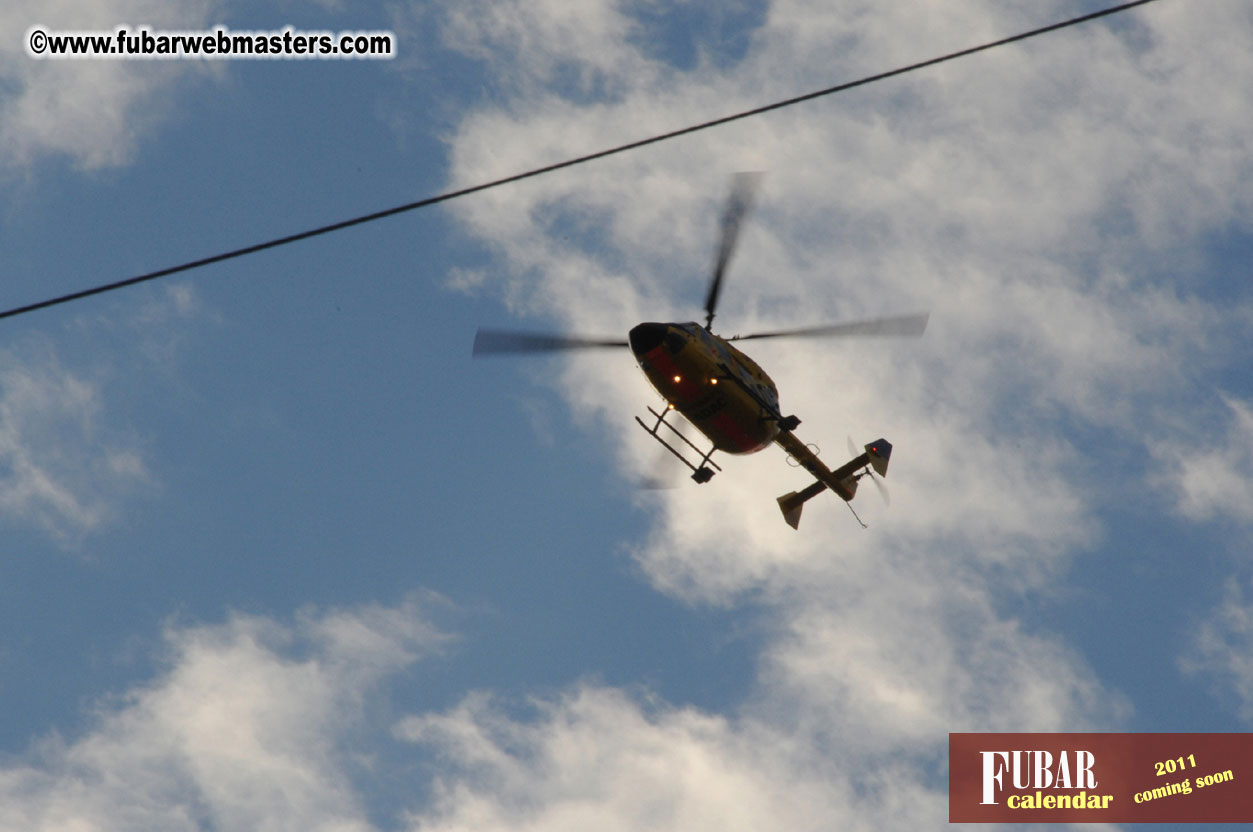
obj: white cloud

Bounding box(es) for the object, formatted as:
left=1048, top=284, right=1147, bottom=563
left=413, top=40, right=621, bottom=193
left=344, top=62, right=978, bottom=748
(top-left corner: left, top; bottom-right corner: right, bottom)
left=437, top=0, right=657, bottom=101
left=0, top=285, right=215, bottom=547
left=0, top=584, right=1112, bottom=832
left=0, top=0, right=221, bottom=171
left=387, top=560, right=1123, bottom=831
left=1161, top=394, right=1253, bottom=525
left=757, top=561, right=1129, bottom=750
left=0, top=595, right=448, bottom=832
left=397, top=685, right=941, bottom=832
left=0, top=346, right=150, bottom=545
left=1183, top=577, right=1253, bottom=724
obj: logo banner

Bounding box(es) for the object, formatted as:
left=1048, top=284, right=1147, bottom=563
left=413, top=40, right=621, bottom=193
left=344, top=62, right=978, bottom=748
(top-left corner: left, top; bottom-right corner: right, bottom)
left=949, top=733, right=1253, bottom=823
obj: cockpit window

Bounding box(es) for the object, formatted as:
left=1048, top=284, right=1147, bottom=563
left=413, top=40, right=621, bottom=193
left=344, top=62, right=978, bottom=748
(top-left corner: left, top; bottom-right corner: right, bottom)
left=664, top=330, right=687, bottom=354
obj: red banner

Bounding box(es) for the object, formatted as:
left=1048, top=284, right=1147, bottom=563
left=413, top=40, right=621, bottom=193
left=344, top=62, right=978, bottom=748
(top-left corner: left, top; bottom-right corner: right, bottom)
left=949, top=733, right=1253, bottom=823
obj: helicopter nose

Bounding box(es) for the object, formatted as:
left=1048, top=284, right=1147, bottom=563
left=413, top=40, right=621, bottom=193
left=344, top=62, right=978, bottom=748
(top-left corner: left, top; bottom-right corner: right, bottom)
left=628, top=323, right=667, bottom=356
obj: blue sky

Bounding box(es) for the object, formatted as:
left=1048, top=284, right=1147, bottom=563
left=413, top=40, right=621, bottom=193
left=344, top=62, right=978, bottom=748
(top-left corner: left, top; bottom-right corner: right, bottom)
left=1, top=1, right=1251, bottom=829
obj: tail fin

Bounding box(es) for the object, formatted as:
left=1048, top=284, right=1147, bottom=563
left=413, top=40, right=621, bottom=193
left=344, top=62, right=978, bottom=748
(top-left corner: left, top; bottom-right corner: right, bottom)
left=866, top=438, right=892, bottom=477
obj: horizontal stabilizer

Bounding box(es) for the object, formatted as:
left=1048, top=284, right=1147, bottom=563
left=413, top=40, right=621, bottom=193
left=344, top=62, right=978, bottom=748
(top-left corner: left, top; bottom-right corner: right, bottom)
left=776, top=480, right=828, bottom=530
left=778, top=492, right=804, bottom=530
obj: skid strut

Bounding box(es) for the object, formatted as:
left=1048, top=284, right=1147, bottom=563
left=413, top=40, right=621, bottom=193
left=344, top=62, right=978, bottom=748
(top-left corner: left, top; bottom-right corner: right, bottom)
left=635, top=405, right=722, bottom=483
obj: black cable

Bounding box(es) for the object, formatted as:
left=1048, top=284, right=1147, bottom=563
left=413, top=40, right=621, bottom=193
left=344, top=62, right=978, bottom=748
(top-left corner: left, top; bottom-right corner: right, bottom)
left=0, top=0, right=1163, bottom=323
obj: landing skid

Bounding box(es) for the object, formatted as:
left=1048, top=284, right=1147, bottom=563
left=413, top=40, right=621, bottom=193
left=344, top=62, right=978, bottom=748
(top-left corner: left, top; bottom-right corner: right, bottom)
left=635, top=405, right=722, bottom=483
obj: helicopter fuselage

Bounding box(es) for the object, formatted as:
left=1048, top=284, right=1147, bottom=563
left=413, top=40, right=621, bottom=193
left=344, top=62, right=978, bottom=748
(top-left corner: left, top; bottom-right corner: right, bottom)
left=629, top=322, right=781, bottom=454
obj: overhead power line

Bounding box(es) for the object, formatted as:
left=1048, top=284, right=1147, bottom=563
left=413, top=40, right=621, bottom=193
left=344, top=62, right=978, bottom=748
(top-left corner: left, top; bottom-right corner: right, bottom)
left=1, top=0, right=1163, bottom=323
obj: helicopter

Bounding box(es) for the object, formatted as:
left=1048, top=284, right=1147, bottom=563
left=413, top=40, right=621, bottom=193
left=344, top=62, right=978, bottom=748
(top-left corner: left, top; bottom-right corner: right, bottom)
left=472, top=175, right=928, bottom=529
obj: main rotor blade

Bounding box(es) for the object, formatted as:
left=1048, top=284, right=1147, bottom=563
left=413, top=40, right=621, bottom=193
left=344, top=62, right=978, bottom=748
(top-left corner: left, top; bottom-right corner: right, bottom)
left=472, top=328, right=628, bottom=357
left=704, top=172, right=762, bottom=330
left=730, top=312, right=930, bottom=342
